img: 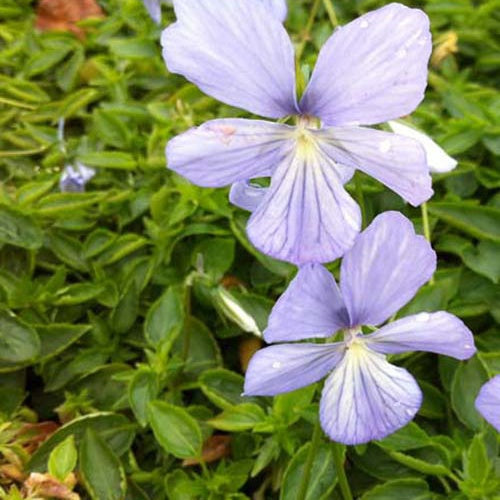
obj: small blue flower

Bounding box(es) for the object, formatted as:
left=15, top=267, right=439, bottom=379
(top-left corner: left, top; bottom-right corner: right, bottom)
left=59, top=163, right=96, bottom=193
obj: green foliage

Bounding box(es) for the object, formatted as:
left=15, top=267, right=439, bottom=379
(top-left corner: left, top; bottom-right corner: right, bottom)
left=0, top=0, right=498, bottom=498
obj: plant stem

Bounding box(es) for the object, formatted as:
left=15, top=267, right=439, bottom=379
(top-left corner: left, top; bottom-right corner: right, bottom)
left=332, top=443, right=353, bottom=500
left=322, top=0, right=339, bottom=27
left=296, top=0, right=322, bottom=62
left=421, top=202, right=435, bottom=284
left=355, top=175, right=367, bottom=229
left=297, top=419, right=323, bottom=500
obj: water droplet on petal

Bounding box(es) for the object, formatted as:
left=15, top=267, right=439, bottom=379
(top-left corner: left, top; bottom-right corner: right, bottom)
left=396, top=48, right=408, bottom=58
left=272, top=361, right=282, bottom=369
left=418, top=36, right=428, bottom=46
left=360, top=20, right=369, bottom=28
left=415, top=312, right=430, bottom=322
left=464, top=344, right=472, bottom=349
left=379, top=139, right=392, bottom=153
left=405, top=409, right=414, bottom=416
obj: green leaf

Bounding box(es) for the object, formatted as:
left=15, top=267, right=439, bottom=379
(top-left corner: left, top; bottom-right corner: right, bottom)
left=280, top=441, right=337, bottom=500
left=129, top=368, right=158, bottom=427
left=376, top=423, right=430, bottom=452
left=48, top=435, right=77, bottom=482
left=28, top=413, right=135, bottom=472
left=0, top=205, right=43, bottom=249
left=428, top=202, right=500, bottom=242
left=199, top=368, right=248, bottom=410
left=80, top=429, right=127, bottom=500
left=192, top=238, right=235, bottom=281
left=165, top=470, right=203, bottom=500
left=147, top=401, right=202, bottom=459
left=37, top=193, right=105, bottom=217
left=386, top=448, right=450, bottom=476
left=451, top=357, right=489, bottom=430
left=0, top=311, right=40, bottom=369
left=79, top=152, right=137, bottom=170
left=108, top=39, right=157, bottom=59
left=172, top=316, right=221, bottom=380
left=37, top=324, right=91, bottom=361
left=208, top=403, right=267, bottom=432
left=361, top=479, right=433, bottom=500
left=144, top=286, right=184, bottom=348
left=463, top=434, right=491, bottom=486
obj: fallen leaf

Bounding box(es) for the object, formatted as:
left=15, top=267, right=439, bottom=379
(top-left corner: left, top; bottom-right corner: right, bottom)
left=0, top=464, right=25, bottom=483
left=35, top=0, right=104, bottom=39
left=17, top=421, right=60, bottom=454
left=182, top=435, right=231, bottom=466
left=24, top=472, right=80, bottom=500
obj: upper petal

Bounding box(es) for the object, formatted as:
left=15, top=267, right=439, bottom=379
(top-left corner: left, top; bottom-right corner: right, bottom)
left=366, top=311, right=476, bottom=360
left=340, top=212, right=436, bottom=327
left=475, top=376, right=500, bottom=432
left=320, top=345, right=422, bottom=445
left=388, top=121, right=458, bottom=174
left=166, top=119, right=292, bottom=187
left=243, top=342, right=345, bottom=396
left=246, top=143, right=361, bottom=265
left=265, top=264, right=349, bottom=343
left=318, top=126, right=433, bottom=206
left=162, top=0, right=297, bottom=118
left=263, top=0, right=287, bottom=22
left=300, top=3, right=431, bottom=126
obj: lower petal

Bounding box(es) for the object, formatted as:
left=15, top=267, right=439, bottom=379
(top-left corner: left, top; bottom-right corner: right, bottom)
left=247, top=148, right=361, bottom=265
left=244, top=342, right=345, bottom=396
left=320, top=346, right=422, bottom=445
left=167, top=119, right=292, bottom=187
left=318, top=126, right=433, bottom=206
left=366, top=311, right=476, bottom=360
left=475, top=376, right=500, bottom=432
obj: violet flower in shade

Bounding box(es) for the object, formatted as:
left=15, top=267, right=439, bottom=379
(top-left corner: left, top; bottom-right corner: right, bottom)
left=59, top=163, right=95, bottom=193
left=243, top=212, right=476, bottom=445
left=163, top=1, right=434, bottom=265
left=475, top=375, right=500, bottom=432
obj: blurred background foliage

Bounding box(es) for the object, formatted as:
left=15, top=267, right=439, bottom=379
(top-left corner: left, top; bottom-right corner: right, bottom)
left=0, top=0, right=499, bottom=498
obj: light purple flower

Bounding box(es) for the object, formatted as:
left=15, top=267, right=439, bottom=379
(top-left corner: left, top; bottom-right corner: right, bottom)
left=244, top=212, right=476, bottom=445
left=163, top=1, right=433, bottom=265
left=59, top=163, right=96, bottom=193
left=475, top=375, right=500, bottom=432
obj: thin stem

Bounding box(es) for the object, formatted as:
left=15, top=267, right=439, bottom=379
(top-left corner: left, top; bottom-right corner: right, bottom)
left=421, top=202, right=435, bottom=285
left=355, top=175, right=367, bottom=229
left=322, top=0, right=339, bottom=27
left=332, top=443, right=353, bottom=500
left=182, top=285, right=192, bottom=364
left=438, top=476, right=452, bottom=495
left=297, top=419, right=323, bottom=500
left=296, top=0, right=322, bottom=62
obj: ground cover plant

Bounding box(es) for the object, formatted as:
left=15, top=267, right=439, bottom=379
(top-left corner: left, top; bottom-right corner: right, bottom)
left=0, top=0, right=499, bottom=499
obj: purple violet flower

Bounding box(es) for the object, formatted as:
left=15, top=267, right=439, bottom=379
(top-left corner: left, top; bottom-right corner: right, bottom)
left=163, top=1, right=434, bottom=265
left=243, top=212, right=476, bottom=444
left=59, top=163, right=96, bottom=193
left=475, top=375, right=500, bottom=432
